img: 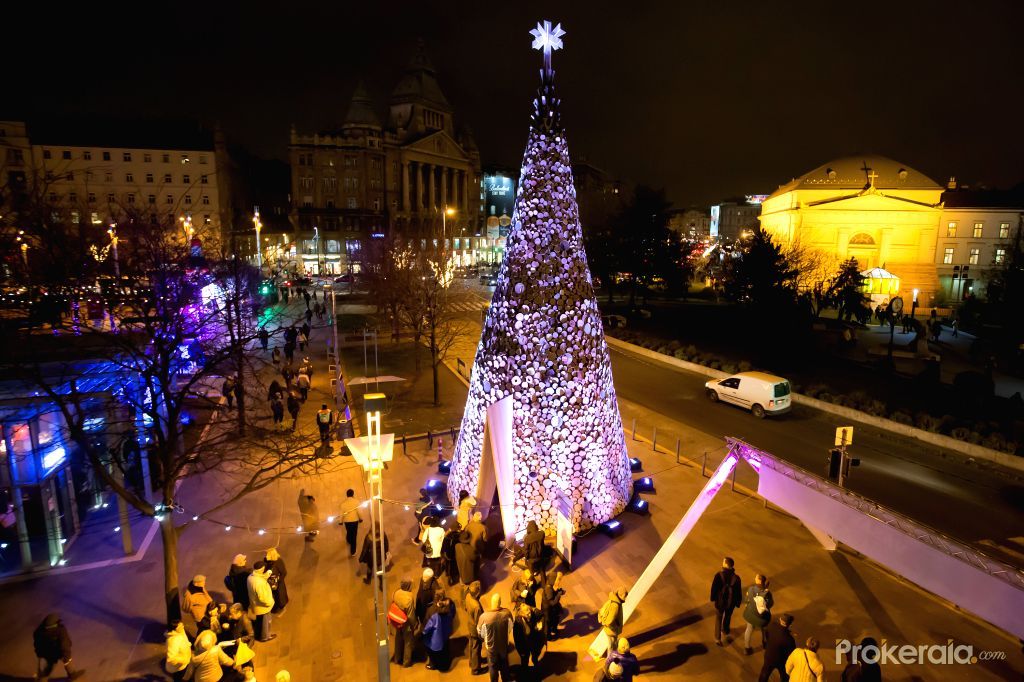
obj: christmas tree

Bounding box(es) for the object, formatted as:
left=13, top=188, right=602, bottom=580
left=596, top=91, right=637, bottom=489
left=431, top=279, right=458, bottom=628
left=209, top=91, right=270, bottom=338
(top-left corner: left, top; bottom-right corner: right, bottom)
left=448, top=21, right=632, bottom=533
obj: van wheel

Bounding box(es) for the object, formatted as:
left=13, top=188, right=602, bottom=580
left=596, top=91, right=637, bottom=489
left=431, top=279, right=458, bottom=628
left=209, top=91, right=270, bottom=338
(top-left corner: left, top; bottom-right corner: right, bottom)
left=707, top=390, right=719, bottom=403
left=751, top=404, right=765, bottom=419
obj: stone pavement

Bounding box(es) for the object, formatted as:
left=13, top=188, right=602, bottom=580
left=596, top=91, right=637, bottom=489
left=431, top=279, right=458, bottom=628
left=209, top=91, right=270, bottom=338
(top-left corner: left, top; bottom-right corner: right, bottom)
left=0, top=294, right=1021, bottom=681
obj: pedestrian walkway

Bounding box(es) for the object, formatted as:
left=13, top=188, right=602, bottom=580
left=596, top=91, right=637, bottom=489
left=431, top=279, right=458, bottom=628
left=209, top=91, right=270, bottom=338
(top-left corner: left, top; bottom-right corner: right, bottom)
left=0, top=296, right=1020, bottom=680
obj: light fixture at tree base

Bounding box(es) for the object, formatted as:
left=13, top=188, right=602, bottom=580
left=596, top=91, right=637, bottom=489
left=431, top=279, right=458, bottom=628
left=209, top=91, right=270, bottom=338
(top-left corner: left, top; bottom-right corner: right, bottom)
left=598, top=519, right=625, bottom=538
left=629, top=457, right=643, bottom=472
left=634, top=476, right=655, bottom=493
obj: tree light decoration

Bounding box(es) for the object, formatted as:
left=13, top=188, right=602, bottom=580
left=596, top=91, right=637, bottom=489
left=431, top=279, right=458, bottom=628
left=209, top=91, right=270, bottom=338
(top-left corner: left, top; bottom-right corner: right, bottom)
left=449, top=20, right=632, bottom=534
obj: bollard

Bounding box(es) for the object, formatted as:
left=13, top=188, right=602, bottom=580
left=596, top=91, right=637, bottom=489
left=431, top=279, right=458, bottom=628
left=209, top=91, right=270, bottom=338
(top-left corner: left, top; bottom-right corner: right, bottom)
left=631, top=418, right=637, bottom=441
left=427, top=430, right=433, bottom=448
left=438, top=438, right=443, bottom=461
left=652, top=426, right=657, bottom=451
left=702, top=451, right=707, bottom=478
left=675, top=438, right=681, bottom=464
left=402, top=434, right=407, bottom=455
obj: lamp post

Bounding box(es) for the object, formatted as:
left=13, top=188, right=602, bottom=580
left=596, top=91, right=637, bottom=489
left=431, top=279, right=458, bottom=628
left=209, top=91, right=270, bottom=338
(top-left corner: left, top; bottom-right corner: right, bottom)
left=345, top=393, right=394, bottom=682
left=253, top=207, right=263, bottom=271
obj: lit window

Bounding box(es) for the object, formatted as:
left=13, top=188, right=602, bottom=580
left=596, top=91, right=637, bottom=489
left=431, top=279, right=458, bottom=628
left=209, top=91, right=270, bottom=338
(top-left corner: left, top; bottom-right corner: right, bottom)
left=123, top=152, right=132, bottom=162
left=204, top=214, right=211, bottom=224
left=166, top=194, right=174, bottom=204
left=1000, top=222, right=1010, bottom=238
left=90, top=212, right=100, bottom=224
left=347, top=197, right=357, bottom=209
left=144, top=153, right=152, bottom=163
left=202, top=195, right=210, bottom=205
left=995, top=248, right=1006, bottom=264
left=126, top=173, right=134, bottom=183
left=83, top=151, right=92, bottom=161
left=62, top=150, right=71, bottom=160
left=943, top=247, right=954, bottom=264
left=71, top=210, right=79, bottom=223
left=946, top=222, right=957, bottom=237
left=145, top=173, right=154, bottom=183
left=973, top=223, right=983, bottom=238
left=969, top=248, right=980, bottom=265
left=102, top=151, right=111, bottom=161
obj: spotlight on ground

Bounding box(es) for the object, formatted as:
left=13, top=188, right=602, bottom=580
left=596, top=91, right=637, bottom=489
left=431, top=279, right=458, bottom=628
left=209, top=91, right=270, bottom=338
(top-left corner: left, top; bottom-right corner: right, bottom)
left=437, top=460, right=451, bottom=475
left=629, top=457, right=643, bottom=472
left=633, top=476, right=655, bottom=493
left=627, top=496, right=650, bottom=515
left=598, top=519, right=625, bottom=538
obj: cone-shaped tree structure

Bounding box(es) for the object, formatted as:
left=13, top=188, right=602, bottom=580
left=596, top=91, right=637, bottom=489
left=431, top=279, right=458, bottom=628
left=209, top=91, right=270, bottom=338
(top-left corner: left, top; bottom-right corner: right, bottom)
left=449, top=21, right=631, bottom=534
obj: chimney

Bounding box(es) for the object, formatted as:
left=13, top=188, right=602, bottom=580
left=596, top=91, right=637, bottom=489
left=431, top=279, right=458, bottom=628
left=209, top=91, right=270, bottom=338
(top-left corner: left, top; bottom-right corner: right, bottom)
left=947, top=176, right=957, bottom=190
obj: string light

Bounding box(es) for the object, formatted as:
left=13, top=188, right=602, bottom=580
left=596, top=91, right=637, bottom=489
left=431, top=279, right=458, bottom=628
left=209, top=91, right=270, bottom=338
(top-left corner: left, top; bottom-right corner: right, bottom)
left=224, top=526, right=232, bottom=531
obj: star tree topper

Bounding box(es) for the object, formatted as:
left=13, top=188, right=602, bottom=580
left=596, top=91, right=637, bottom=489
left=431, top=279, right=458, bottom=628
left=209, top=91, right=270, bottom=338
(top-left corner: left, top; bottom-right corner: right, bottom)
left=530, top=20, right=566, bottom=74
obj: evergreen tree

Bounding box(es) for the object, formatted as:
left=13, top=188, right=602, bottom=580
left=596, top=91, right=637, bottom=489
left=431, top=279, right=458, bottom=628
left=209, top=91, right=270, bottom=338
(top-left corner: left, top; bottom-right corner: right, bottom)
left=722, top=226, right=798, bottom=308
left=830, top=257, right=869, bottom=321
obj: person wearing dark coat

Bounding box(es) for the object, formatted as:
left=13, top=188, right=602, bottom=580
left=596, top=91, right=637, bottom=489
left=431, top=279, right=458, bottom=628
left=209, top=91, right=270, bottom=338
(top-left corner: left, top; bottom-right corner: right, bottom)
left=841, top=636, right=882, bottom=682
left=267, top=380, right=284, bottom=402
left=454, top=530, right=479, bottom=586
left=541, top=571, right=565, bottom=638
left=225, top=554, right=251, bottom=609
left=258, top=327, right=269, bottom=351
left=440, top=526, right=460, bottom=582
left=358, top=524, right=390, bottom=587
left=710, top=556, right=742, bottom=646
left=223, top=603, right=255, bottom=650
left=286, top=392, right=301, bottom=431
left=301, top=322, right=311, bottom=339
left=264, top=548, right=289, bottom=614
left=422, top=594, right=455, bottom=671
left=464, top=581, right=485, bottom=674
left=757, top=613, right=796, bottom=682
left=512, top=603, right=543, bottom=676
left=522, top=520, right=546, bottom=571
left=414, top=568, right=438, bottom=624
left=33, top=613, right=84, bottom=681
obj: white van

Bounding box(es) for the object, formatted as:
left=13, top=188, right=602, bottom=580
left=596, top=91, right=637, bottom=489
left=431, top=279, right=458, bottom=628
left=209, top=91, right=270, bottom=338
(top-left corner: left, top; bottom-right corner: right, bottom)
left=704, top=371, right=792, bottom=418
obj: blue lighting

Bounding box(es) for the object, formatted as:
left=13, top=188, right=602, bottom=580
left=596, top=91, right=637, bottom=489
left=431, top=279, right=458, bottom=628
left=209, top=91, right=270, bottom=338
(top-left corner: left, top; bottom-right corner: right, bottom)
left=437, top=460, right=451, bottom=475
left=629, top=457, right=642, bottom=472
left=598, top=519, right=625, bottom=537
left=634, top=476, right=655, bottom=492
left=426, top=479, right=441, bottom=489
left=628, top=496, right=650, bottom=515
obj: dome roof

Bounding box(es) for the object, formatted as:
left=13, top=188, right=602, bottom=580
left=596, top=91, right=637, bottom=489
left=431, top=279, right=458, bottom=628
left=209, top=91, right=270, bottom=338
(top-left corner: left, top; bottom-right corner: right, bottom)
left=770, top=155, right=941, bottom=198
left=390, top=43, right=452, bottom=112
left=343, top=81, right=381, bottom=129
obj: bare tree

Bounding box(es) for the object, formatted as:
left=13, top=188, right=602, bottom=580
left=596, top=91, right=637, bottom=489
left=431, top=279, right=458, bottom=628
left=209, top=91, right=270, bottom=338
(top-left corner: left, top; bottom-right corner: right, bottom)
left=414, top=243, right=472, bottom=406
left=783, top=238, right=842, bottom=318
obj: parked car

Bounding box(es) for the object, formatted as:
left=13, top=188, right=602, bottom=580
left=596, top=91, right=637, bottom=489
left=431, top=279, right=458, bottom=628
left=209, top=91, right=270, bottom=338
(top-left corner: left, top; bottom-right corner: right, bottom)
left=480, top=274, right=496, bottom=286
left=704, top=371, right=792, bottom=418
left=334, top=273, right=355, bottom=283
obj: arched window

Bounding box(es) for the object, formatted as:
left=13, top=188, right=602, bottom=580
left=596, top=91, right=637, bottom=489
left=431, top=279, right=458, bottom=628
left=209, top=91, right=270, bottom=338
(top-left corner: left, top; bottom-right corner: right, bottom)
left=849, top=233, right=875, bottom=245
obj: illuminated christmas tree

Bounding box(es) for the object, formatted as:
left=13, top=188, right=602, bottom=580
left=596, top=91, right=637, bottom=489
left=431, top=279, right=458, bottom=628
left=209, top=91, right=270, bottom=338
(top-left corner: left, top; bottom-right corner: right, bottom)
left=449, top=21, right=632, bottom=533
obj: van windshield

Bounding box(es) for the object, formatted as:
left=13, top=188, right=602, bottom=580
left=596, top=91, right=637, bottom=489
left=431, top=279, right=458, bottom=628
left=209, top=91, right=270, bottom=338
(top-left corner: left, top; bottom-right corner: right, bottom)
left=773, top=382, right=791, bottom=398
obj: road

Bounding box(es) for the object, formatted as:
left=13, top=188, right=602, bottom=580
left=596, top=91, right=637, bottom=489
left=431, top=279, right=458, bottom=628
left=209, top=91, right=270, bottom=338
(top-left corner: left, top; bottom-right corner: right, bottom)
left=456, top=283, right=1024, bottom=568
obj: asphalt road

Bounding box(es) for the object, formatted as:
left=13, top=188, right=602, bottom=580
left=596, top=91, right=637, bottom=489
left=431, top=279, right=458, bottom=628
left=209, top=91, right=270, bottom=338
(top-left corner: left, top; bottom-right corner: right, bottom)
left=607, top=344, right=1024, bottom=567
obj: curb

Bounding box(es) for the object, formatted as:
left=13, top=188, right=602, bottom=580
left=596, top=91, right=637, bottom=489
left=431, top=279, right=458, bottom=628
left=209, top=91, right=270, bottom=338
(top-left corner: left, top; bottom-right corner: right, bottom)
left=604, top=335, right=1024, bottom=474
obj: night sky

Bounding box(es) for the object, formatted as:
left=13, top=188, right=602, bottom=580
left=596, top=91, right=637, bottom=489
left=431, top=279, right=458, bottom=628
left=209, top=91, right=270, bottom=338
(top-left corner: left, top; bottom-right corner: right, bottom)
left=7, top=1, right=1023, bottom=206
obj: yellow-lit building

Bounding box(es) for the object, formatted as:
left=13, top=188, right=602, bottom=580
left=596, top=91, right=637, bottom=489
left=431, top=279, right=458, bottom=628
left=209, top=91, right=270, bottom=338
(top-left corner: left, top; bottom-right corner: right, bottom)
left=760, top=155, right=945, bottom=303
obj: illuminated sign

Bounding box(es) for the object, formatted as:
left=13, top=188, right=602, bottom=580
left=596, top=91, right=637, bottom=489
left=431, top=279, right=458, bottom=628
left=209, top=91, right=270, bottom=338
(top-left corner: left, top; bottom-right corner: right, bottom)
left=745, top=194, right=769, bottom=205
left=42, top=444, right=66, bottom=474
left=710, top=205, right=721, bottom=238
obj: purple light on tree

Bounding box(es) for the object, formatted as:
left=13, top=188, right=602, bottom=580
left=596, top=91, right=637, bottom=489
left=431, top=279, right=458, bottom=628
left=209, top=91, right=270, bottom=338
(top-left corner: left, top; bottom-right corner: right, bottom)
left=448, top=20, right=632, bottom=534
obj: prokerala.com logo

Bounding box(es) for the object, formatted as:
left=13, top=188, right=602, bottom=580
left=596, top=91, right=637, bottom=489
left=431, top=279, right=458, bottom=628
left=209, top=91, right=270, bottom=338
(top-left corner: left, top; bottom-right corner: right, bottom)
left=835, top=639, right=1007, bottom=666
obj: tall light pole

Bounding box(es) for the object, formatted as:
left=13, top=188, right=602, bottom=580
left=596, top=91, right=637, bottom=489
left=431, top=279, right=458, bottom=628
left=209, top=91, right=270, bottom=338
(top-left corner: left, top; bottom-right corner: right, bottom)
left=345, top=393, right=394, bottom=682
left=253, top=207, right=263, bottom=271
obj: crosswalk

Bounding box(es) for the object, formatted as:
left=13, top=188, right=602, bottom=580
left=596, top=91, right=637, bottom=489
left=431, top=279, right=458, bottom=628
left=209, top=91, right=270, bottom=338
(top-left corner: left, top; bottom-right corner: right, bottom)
left=447, top=298, right=490, bottom=313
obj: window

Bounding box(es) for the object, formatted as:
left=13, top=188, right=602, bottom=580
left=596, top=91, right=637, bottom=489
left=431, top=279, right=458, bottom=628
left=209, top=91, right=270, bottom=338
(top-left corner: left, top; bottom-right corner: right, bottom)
left=83, top=151, right=92, bottom=161
left=298, top=155, right=306, bottom=166
left=969, top=248, right=980, bottom=264
left=65, top=171, right=74, bottom=181
left=166, top=194, right=174, bottom=204
left=302, top=239, right=318, bottom=254
left=946, top=222, right=957, bottom=237
left=200, top=174, right=208, bottom=184
left=126, top=193, right=135, bottom=204
left=123, top=152, right=132, bottom=162
left=973, top=222, right=983, bottom=238
left=943, top=247, right=954, bottom=264
left=182, top=174, right=190, bottom=184
left=302, top=196, right=313, bottom=208
left=995, top=248, right=1006, bottom=264
left=323, top=177, right=337, bottom=192
left=104, top=172, right=113, bottom=183
left=62, top=150, right=71, bottom=160
left=162, top=153, right=170, bottom=163
left=90, top=212, right=100, bottom=224
left=145, top=173, right=154, bottom=183
left=184, top=194, right=192, bottom=205
left=70, top=210, right=80, bottom=223
left=203, top=214, right=211, bottom=224
left=373, top=198, right=381, bottom=211
left=326, top=239, right=341, bottom=254
left=144, top=153, right=152, bottom=163
left=43, top=149, right=52, bottom=160
left=102, top=151, right=111, bottom=161
left=88, top=192, right=96, bottom=203
left=199, top=155, right=207, bottom=165
left=107, top=193, right=115, bottom=203
left=300, top=177, right=313, bottom=190
left=148, top=194, right=156, bottom=205
left=68, top=192, right=77, bottom=202
left=1000, top=222, right=1010, bottom=239
left=346, top=197, right=357, bottom=209
left=202, top=195, right=210, bottom=205
left=163, top=173, right=172, bottom=183
left=125, top=173, right=134, bottom=183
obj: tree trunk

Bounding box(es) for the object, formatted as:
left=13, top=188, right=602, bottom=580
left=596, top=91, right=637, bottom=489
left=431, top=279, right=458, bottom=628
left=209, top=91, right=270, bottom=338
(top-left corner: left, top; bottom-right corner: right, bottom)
left=160, top=516, right=181, bottom=626
left=431, top=325, right=440, bottom=406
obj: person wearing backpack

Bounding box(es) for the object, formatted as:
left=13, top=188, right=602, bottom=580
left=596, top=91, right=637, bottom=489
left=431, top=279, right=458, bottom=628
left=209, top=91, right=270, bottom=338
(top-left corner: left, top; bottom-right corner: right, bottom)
left=710, top=556, right=742, bottom=647
left=389, top=579, right=417, bottom=667
left=786, top=636, right=826, bottom=682
left=597, top=588, right=628, bottom=644
left=315, top=403, right=333, bottom=443
left=742, top=573, right=774, bottom=655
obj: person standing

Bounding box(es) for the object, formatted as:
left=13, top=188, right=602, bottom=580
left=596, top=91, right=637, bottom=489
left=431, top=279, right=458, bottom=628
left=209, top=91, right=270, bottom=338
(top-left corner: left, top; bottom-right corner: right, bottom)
left=758, top=613, right=797, bottom=682
left=224, top=555, right=251, bottom=610
left=597, top=589, right=628, bottom=647
left=296, top=371, right=310, bottom=402
left=415, top=568, right=438, bottom=625
left=454, top=530, right=479, bottom=585
left=164, top=620, right=191, bottom=681
left=284, top=339, right=295, bottom=364
left=358, top=523, right=390, bottom=588
left=605, top=637, right=639, bottom=682
left=182, top=575, right=213, bottom=635
left=286, top=391, right=301, bottom=431
left=316, top=403, right=333, bottom=443
left=303, top=289, right=311, bottom=310
left=420, top=516, right=445, bottom=574
left=594, top=662, right=625, bottom=682
left=742, top=574, right=774, bottom=655
left=223, top=375, right=236, bottom=409
left=390, top=579, right=417, bottom=668
left=270, top=394, right=285, bottom=431
left=339, top=489, right=363, bottom=557
left=456, top=490, right=476, bottom=529
left=188, top=630, right=235, bottom=682
left=512, top=603, right=543, bottom=676
left=786, top=637, right=825, bottom=682
left=522, top=520, right=546, bottom=572
left=298, top=489, right=319, bottom=541
left=33, top=614, right=84, bottom=681
left=478, top=593, right=513, bottom=682
left=223, top=603, right=255, bottom=649
left=247, top=561, right=276, bottom=642
left=258, top=327, right=269, bottom=351
left=422, top=593, right=455, bottom=671
left=264, top=548, right=289, bottom=614
left=841, top=636, right=882, bottom=682
left=541, top=571, right=565, bottom=639
left=464, top=581, right=485, bottom=675
left=271, top=347, right=282, bottom=370
left=466, top=511, right=489, bottom=554
left=710, top=557, right=742, bottom=646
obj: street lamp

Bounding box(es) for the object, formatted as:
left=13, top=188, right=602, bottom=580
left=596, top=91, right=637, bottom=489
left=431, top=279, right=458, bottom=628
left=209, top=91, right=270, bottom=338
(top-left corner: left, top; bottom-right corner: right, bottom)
left=180, top=214, right=193, bottom=241
left=345, top=393, right=394, bottom=682
left=253, top=207, right=263, bottom=270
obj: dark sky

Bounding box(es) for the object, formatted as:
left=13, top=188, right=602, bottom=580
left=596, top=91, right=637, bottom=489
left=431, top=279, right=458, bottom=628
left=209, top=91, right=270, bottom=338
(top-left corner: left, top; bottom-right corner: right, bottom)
left=7, top=1, right=1023, bottom=206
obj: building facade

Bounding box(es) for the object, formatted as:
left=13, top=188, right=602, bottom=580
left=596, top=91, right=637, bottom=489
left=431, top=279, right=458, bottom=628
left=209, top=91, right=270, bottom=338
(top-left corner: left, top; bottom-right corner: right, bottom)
left=712, top=200, right=762, bottom=241
left=288, top=46, right=484, bottom=275
left=668, top=208, right=711, bottom=240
